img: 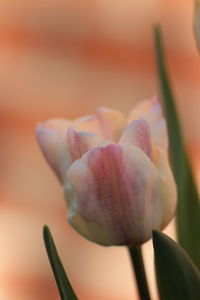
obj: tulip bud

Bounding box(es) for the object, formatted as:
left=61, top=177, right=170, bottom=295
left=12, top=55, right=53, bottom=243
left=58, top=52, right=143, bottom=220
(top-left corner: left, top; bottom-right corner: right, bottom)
left=36, top=97, right=177, bottom=246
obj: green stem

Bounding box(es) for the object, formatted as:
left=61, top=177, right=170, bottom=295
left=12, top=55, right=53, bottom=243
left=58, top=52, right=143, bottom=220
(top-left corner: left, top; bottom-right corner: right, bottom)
left=128, top=247, right=151, bottom=300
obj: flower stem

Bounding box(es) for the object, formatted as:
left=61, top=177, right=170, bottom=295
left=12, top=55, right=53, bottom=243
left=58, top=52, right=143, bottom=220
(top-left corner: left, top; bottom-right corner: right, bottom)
left=128, top=246, right=151, bottom=300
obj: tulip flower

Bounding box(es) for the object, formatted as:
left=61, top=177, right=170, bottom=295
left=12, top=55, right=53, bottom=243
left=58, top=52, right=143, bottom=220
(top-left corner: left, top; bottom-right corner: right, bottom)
left=36, top=97, right=177, bottom=246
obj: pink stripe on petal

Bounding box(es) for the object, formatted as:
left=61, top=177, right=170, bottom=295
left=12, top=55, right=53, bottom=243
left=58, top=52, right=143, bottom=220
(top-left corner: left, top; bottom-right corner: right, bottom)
left=67, top=144, right=160, bottom=246
left=67, top=128, right=82, bottom=162
left=119, top=118, right=152, bottom=159
left=128, top=97, right=168, bottom=149
left=67, top=128, right=106, bottom=162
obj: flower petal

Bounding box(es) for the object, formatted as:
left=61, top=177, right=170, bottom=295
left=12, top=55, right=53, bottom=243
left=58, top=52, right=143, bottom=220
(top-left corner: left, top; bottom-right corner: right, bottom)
left=36, top=119, right=72, bottom=182
left=155, top=148, right=177, bottom=228
left=67, top=128, right=106, bottom=163
left=74, top=114, right=103, bottom=136
left=119, top=118, right=152, bottom=159
left=39, top=118, right=72, bottom=134
left=128, top=97, right=168, bottom=149
left=66, top=144, right=162, bottom=246
left=74, top=108, right=127, bottom=142
left=96, top=107, right=127, bottom=142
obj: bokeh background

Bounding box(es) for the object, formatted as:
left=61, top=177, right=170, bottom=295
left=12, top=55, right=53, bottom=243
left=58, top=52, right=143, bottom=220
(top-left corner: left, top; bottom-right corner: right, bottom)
left=1, top=0, right=200, bottom=299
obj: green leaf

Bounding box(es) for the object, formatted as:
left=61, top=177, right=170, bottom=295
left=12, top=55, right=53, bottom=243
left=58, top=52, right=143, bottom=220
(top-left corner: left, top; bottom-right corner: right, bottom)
left=154, top=25, right=200, bottom=269
left=153, top=230, right=200, bottom=300
left=43, top=225, right=78, bottom=300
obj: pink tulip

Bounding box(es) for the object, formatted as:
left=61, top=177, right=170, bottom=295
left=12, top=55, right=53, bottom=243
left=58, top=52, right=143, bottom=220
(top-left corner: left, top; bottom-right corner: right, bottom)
left=36, top=97, right=176, bottom=246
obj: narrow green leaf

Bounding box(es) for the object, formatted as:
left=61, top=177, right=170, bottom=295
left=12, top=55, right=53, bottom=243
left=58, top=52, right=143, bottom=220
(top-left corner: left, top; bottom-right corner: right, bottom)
left=43, top=225, right=78, bottom=300
left=154, top=25, right=200, bottom=269
left=153, top=230, right=200, bottom=300
left=194, top=0, right=200, bottom=53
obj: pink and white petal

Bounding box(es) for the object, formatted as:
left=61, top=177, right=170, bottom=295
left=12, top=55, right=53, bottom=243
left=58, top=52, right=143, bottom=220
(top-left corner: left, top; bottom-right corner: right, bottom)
left=155, top=148, right=177, bottom=228
left=65, top=176, right=118, bottom=245
left=128, top=97, right=168, bottom=149
left=66, top=144, right=162, bottom=246
left=74, top=108, right=127, bottom=142
left=67, top=128, right=107, bottom=163
left=119, top=118, right=152, bottom=159
left=39, top=118, right=72, bottom=135
left=36, top=119, right=72, bottom=182
left=96, top=107, right=127, bottom=142
left=74, top=114, right=103, bottom=136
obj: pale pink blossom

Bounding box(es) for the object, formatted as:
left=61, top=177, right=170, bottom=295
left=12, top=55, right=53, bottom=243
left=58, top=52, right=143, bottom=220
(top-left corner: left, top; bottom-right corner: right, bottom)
left=36, top=97, right=176, bottom=246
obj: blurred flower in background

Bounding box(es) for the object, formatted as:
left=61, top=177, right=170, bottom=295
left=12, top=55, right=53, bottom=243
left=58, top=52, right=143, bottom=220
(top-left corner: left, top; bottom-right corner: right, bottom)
left=1, top=1, right=200, bottom=299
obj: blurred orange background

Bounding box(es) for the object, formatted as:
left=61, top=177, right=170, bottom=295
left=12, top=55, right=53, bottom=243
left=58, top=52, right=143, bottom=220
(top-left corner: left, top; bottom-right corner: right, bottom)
left=1, top=0, right=200, bottom=299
